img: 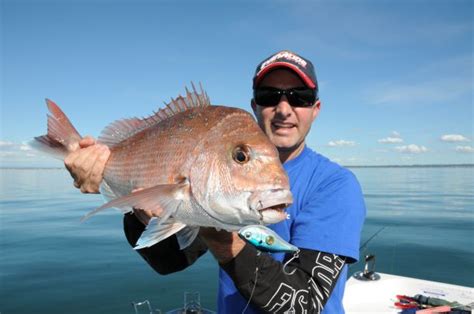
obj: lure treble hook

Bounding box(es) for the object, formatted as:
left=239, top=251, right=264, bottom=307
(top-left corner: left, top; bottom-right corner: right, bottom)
left=283, top=249, right=300, bottom=275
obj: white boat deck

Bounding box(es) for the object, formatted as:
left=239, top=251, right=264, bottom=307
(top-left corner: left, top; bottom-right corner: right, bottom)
left=343, top=272, right=474, bottom=313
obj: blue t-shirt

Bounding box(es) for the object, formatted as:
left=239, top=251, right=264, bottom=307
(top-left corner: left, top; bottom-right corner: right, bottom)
left=217, top=146, right=366, bottom=313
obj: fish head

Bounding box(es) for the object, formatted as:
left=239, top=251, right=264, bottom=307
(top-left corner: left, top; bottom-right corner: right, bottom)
left=189, top=107, right=293, bottom=229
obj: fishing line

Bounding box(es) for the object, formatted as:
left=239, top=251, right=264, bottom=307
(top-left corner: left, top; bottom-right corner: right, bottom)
left=241, top=249, right=301, bottom=314
left=348, top=226, right=387, bottom=273
left=242, top=251, right=261, bottom=314
left=360, top=226, right=386, bottom=251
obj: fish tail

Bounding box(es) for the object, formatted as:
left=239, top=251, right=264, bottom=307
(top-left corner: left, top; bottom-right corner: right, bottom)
left=31, top=99, right=82, bottom=159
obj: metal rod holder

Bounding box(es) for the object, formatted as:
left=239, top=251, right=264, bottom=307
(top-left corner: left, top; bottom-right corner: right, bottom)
left=353, top=254, right=381, bottom=281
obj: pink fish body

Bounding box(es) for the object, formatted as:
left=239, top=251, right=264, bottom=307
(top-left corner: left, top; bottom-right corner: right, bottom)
left=33, top=86, right=292, bottom=249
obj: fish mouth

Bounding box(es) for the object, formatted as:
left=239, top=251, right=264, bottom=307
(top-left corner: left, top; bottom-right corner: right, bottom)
left=249, top=189, right=293, bottom=224
left=259, top=204, right=290, bottom=224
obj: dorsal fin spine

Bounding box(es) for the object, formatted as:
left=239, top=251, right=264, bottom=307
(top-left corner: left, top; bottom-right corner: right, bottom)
left=98, top=84, right=210, bottom=148
left=167, top=98, right=177, bottom=115
left=179, top=97, right=187, bottom=111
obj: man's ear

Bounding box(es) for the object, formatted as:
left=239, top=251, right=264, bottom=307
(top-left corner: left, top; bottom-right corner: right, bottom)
left=312, top=100, right=321, bottom=121
left=251, top=99, right=257, bottom=114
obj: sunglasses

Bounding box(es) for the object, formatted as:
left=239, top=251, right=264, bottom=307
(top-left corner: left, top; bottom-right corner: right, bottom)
left=254, top=87, right=318, bottom=108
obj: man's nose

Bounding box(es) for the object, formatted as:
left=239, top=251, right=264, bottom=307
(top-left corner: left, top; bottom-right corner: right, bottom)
left=275, top=95, right=292, bottom=117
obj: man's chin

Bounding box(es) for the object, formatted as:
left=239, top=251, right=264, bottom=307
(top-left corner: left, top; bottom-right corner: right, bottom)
left=276, top=142, right=304, bottom=153
left=276, top=144, right=300, bottom=153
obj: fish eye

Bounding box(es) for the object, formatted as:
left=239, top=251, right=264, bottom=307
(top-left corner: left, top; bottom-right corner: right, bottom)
left=232, top=145, right=251, bottom=164
left=244, top=231, right=252, bottom=239
left=265, top=236, right=274, bottom=245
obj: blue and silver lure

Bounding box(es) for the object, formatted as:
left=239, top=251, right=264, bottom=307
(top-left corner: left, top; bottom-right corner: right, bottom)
left=239, top=224, right=301, bottom=313
left=238, top=225, right=298, bottom=253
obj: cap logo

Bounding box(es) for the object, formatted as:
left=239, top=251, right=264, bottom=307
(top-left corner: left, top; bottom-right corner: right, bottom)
left=259, top=51, right=308, bottom=73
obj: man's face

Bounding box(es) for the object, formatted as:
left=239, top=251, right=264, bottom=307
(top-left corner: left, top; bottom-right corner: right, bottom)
left=251, top=69, right=321, bottom=160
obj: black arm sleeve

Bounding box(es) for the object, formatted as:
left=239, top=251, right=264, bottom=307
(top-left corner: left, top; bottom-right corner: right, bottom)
left=123, top=213, right=208, bottom=275
left=221, top=244, right=346, bottom=313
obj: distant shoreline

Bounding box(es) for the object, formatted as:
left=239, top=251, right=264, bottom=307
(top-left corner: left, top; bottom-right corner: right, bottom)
left=0, top=167, right=64, bottom=170
left=347, top=164, right=474, bottom=168
left=1, top=164, right=473, bottom=170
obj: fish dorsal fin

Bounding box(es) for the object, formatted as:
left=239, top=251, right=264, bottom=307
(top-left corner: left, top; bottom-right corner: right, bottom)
left=98, top=83, right=210, bottom=147
left=97, top=118, right=146, bottom=147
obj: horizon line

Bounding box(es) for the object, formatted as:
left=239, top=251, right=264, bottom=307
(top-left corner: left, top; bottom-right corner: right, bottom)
left=1, top=163, right=473, bottom=170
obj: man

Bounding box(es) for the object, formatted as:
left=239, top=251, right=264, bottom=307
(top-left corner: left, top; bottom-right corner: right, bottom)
left=65, top=50, right=366, bottom=313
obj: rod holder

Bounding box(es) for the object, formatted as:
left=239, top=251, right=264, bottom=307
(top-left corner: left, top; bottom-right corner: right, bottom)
left=353, top=254, right=381, bottom=281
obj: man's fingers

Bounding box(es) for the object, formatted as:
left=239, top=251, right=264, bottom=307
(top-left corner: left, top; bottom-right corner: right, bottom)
left=87, top=146, right=110, bottom=191
left=77, top=146, right=109, bottom=193
left=133, top=208, right=152, bottom=226
left=64, top=137, right=110, bottom=193
left=70, top=145, right=98, bottom=180
left=64, top=149, right=80, bottom=172
left=133, top=207, right=154, bottom=218
left=132, top=197, right=165, bottom=226
left=79, top=136, right=96, bottom=148
left=65, top=148, right=95, bottom=189
left=64, top=150, right=82, bottom=185
left=64, top=144, right=110, bottom=193
left=131, top=188, right=150, bottom=225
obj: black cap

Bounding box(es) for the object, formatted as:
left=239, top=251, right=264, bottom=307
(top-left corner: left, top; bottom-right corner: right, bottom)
left=253, top=50, right=318, bottom=90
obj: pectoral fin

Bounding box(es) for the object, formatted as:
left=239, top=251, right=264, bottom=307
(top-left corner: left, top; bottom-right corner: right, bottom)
left=135, top=222, right=200, bottom=250
left=176, top=226, right=200, bottom=250
left=81, top=182, right=189, bottom=222
left=135, top=217, right=187, bottom=250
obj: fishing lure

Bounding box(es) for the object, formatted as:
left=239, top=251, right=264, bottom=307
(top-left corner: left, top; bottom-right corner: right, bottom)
left=239, top=225, right=301, bottom=313
left=238, top=225, right=298, bottom=253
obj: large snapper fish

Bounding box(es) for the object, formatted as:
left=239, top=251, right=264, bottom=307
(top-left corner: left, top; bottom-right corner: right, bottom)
left=33, top=87, right=292, bottom=249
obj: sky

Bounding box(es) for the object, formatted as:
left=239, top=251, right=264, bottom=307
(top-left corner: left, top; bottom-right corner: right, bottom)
left=1, top=0, right=473, bottom=167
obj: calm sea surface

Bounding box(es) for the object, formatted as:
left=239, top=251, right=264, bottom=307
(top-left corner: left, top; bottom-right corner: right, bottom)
left=1, top=166, right=473, bottom=313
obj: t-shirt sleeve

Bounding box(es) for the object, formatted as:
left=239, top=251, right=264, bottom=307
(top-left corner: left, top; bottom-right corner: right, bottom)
left=123, top=212, right=208, bottom=274
left=290, top=169, right=366, bottom=263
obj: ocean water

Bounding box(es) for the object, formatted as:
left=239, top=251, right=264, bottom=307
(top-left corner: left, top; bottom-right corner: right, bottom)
left=0, top=166, right=473, bottom=313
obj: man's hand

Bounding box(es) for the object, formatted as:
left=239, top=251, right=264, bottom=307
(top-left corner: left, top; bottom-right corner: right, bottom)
left=64, top=136, right=110, bottom=193
left=199, top=228, right=246, bottom=264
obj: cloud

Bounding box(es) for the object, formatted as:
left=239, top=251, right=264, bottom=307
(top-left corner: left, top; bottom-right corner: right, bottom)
left=328, top=140, right=356, bottom=147
left=395, top=144, right=428, bottom=154
left=20, top=142, right=33, bottom=151
left=378, top=137, right=403, bottom=144
left=440, top=134, right=470, bottom=142
left=378, top=131, right=403, bottom=144
left=0, top=140, right=39, bottom=159
left=0, top=139, right=61, bottom=167
left=0, top=141, right=14, bottom=147
left=0, top=151, right=15, bottom=157
left=455, top=146, right=474, bottom=153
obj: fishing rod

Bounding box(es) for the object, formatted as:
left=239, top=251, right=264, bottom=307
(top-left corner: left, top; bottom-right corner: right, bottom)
left=348, top=226, right=387, bottom=274
left=360, top=226, right=386, bottom=251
